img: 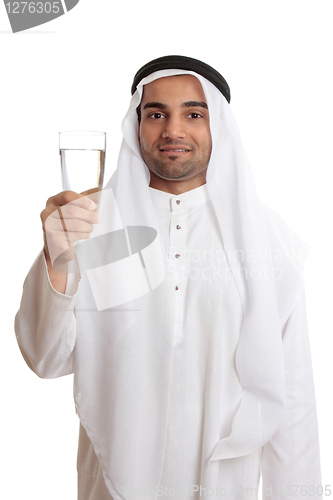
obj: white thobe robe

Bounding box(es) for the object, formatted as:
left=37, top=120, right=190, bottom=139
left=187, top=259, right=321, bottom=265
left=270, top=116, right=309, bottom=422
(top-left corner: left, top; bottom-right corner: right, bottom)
left=15, top=185, right=321, bottom=499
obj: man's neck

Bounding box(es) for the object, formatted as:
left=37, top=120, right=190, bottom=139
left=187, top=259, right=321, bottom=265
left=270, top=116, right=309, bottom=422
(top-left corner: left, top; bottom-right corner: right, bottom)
left=149, top=171, right=207, bottom=195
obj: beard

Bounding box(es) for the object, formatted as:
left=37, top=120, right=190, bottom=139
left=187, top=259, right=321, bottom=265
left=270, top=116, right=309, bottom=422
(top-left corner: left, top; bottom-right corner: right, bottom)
left=140, top=141, right=212, bottom=181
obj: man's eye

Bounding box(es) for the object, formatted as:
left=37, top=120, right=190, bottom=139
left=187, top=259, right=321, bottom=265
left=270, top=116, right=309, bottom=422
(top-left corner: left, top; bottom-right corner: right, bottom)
left=150, top=113, right=164, bottom=119
left=188, top=113, right=202, bottom=119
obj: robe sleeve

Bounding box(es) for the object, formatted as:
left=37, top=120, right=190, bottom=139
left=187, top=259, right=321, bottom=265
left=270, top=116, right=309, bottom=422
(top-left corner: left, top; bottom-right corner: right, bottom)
left=260, top=290, right=322, bottom=499
left=14, top=250, right=80, bottom=379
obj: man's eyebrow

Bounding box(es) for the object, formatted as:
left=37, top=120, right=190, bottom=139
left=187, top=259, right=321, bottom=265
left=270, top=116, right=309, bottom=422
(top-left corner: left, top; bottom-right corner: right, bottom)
left=142, top=101, right=208, bottom=110
left=183, top=101, right=208, bottom=109
left=143, top=102, right=167, bottom=110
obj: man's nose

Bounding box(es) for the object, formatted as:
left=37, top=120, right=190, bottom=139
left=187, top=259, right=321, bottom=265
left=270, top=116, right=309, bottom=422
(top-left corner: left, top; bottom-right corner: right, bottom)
left=162, top=117, right=186, bottom=139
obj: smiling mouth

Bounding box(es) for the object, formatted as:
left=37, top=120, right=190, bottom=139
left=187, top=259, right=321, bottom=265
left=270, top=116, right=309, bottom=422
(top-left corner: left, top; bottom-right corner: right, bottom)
left=160, top=148, right=190, bottom=152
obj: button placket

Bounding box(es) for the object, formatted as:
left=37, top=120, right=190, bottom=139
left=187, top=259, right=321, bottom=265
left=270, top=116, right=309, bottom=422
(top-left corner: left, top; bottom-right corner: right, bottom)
left=169, top=196, right=188, bottom=344
left=169, top=197, right=186, bottom=261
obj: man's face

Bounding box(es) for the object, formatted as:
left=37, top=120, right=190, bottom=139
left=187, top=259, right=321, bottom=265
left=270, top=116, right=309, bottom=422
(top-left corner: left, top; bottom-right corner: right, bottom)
left=138, top=75, right=212, bottom=191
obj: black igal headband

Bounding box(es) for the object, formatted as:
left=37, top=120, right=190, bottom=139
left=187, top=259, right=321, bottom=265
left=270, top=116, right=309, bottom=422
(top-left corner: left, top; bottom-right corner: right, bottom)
left=131, top=55, right=231, bottom=103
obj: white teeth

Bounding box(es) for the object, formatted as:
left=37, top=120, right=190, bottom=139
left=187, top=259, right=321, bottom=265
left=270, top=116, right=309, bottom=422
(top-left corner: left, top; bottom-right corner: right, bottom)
left=162, top=149, right=188, bottom=152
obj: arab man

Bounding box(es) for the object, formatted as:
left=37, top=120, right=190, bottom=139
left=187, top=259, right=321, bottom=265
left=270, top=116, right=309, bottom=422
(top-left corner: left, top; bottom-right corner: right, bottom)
left=15, top=55, right=322, bottom=500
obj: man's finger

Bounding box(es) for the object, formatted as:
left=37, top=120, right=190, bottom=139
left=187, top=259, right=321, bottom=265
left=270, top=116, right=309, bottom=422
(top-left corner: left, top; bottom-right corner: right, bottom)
left=48, top=191, right=97, bottom=211
left=48, top=203, right=100, bottom=224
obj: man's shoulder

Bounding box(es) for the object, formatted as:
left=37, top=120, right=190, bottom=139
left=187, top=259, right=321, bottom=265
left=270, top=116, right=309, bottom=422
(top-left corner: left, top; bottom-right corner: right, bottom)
left=262, top=204, right=309, bottom=324
left=263, top=204, right=309, bottom=274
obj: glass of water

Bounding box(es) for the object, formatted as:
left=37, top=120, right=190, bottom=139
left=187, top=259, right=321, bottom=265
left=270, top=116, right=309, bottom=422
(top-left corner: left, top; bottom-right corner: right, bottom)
left=59, top=131, right=106, bottom=199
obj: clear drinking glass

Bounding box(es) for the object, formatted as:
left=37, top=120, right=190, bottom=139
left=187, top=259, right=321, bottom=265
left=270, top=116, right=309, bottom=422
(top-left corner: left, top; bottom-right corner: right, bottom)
left=59, top=131, right=106, bottom=199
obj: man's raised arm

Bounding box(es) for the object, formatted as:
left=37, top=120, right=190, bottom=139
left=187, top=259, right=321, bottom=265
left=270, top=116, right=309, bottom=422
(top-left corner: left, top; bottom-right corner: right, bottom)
left=14, top=191, right=99, bottom=378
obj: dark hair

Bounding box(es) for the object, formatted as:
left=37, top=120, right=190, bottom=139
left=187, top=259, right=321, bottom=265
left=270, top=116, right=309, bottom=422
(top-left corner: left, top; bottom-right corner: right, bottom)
left=136, top=105, right=141, bottom=123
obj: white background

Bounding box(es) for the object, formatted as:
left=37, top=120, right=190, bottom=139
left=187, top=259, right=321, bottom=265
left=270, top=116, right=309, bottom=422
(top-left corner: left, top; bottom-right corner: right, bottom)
left=1, top=0, right=332, bottom=498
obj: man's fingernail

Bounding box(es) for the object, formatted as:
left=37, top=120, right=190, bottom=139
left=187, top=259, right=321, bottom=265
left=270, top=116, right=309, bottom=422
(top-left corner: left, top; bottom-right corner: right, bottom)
left=89, top=201, right=96, bottom=210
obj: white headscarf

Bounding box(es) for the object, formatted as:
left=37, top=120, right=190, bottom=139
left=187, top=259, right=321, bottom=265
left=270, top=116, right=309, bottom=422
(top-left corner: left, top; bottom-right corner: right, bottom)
left=73, top=69, right=308, bottom=499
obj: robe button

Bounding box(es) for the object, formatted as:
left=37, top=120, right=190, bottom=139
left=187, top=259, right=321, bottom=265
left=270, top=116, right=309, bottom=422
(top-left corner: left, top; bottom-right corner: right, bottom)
left=176, top=200, right=181, bottom=205
left=176, top=225, right=181, bottom=230
left=175, top=286, right=179, bottom=290
left=175, top=253, right=180, bottom=258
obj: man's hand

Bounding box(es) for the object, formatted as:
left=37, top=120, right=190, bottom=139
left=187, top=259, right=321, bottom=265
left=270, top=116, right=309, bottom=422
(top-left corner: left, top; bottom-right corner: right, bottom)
left=40, top=191, right=100, bottom=292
